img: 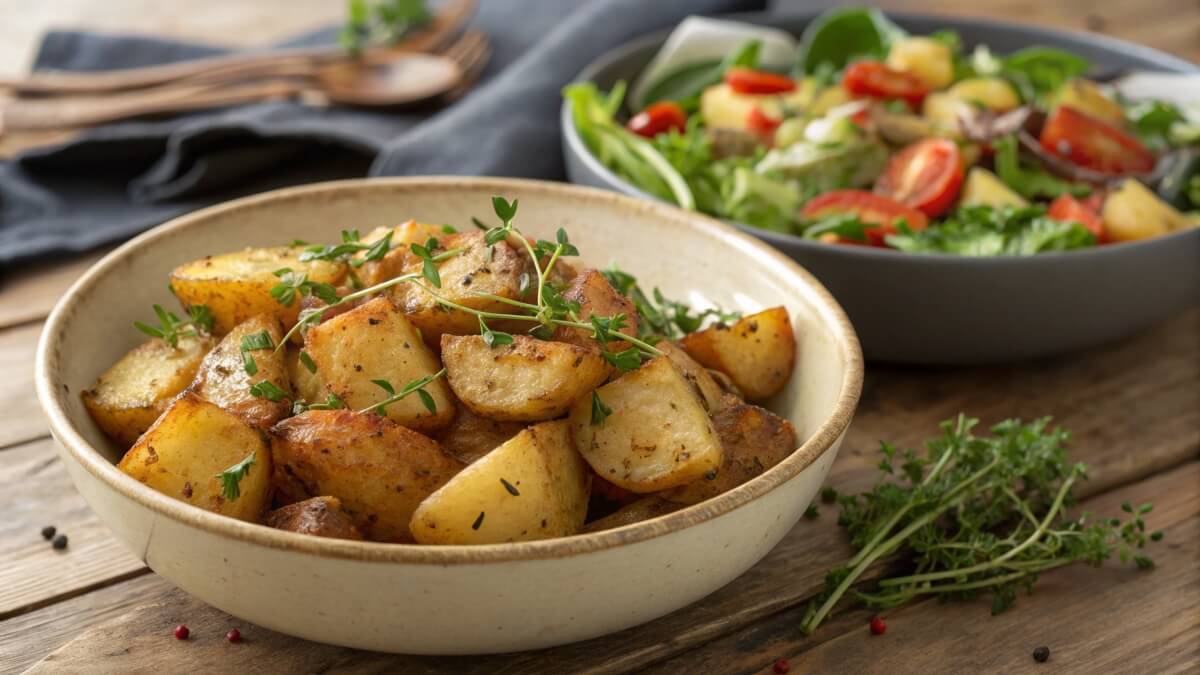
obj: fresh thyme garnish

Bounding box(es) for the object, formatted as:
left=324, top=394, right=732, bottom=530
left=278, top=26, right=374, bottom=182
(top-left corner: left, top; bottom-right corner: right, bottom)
left=216, top=451, right=256, bottom=501
left=134, top=304, right=214, bottom=348
left=366, top=369, right=445, bottom=415
left=590, top=391, right=612, bottom=426
left=298, top=229, right=393, bottom=269
left=409, top=237, right=447, bottom=288
left=799, top=415, right=1163, bottom=634
left=239, top=330, right=275, bottom=376
left=293, top=392, right=347, bottom=415
left=298, top=350, right=318, bottom=374
left=270, top=268, right=340, bottom=307
left=249, top=380, right=289, bottom=402
left=472, top=511, right=485, bottom=530
left=602, top=267, right=739, bottom=342
left=500, top=478, right=521, bottom=496
left=479, top=317, right=514, bottom=348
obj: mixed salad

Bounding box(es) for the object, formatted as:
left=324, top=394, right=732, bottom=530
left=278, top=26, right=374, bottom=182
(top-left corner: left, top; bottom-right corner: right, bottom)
left=565, top=9, right=1200, bottom=255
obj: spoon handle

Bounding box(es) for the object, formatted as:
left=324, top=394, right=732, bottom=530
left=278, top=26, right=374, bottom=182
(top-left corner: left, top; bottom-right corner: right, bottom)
left=0, top=80, right=304, bottom=132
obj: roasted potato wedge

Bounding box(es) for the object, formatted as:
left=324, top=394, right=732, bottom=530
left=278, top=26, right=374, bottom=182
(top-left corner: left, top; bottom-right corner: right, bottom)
left=583, top=496, right=681, bottom=533
left=305, top=296, right=454, bottom=432
left=117, top=393, right=270, bottom=521
left=657, top=341, right=724, bottom=411
left=170, top=246, right=344, bottom=335
left=264, top=496, right=363, bottom=540
left=441, top=334, right=609, bottom=422
left=569, top=356, right=723, bottom=492
left=191, top=315, right=290, bottom=429
left=432, top=406, right=525, bottom=464
left=679, top=307, right=796, bottom=401
left=666, top=394, right=797, bottom=505
left=389, top=231, right=533, bottom=339
left=355, top=220, right=450, bottom=287
left=410, top=420, right=591, bottom=544
left=285, top=345, right=327, bottom=404
left=82, top=335, right=214, bottom=447
left=270, top=409, right=463, bottom=542
left=552, top=269, right=638, bottom=350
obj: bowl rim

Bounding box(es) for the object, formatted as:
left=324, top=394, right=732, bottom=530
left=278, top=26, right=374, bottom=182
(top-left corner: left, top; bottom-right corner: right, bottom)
left=561, top=9, right=1200, bottom=263
left=35, top=176, right=864, bottom=565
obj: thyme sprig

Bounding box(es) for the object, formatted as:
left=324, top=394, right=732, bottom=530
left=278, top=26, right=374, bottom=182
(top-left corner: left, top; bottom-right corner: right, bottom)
left=602, top=267, right=739, bottom=342
left=799, top=416, right=1163, bottom=634
left=216, top=451, right=256, bottom=501
left=366, top=368, right=446, bottom=415
left=134, top=304, right=214, bottom=348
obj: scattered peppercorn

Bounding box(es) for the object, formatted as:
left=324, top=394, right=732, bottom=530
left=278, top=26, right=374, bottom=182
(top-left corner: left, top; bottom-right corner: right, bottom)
left=1033, top=646, right=1050, bottom=663
left=51, top=534, right=69, bottom=550
left=772, top=658, right=791, bottom=674
left=174, top=625, right=190, bottom=640
left=226, top=628, right=242, bottom=643
left=869, top=616, right=886, bottom=635
left=41, top=526, right=56, bottom=540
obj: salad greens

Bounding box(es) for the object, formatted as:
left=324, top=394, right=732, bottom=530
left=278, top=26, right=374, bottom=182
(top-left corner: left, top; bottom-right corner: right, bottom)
left=886, top=205, right=1096, bottom=255
left=992, top=136, right=1091, bottom=200
left=796, top=7, right=905, bottom=74
left=640, top=39, right=763, bottom=112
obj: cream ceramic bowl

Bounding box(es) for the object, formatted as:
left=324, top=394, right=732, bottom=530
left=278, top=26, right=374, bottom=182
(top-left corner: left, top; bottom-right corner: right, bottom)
left=36, top=177, right=862, bottom=654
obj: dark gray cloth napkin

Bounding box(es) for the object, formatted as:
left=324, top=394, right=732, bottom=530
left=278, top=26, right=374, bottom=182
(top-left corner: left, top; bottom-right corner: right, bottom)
left=0, top=0, right=764, bottom=266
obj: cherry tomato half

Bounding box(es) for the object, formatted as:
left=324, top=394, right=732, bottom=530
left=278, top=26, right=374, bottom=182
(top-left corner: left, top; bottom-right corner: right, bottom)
left=626, top=102, right=687, bottom=138
left=874, top=138, right=964, bottom=218
left=803, top=190, right=929, bottom=246
left=1039, top=106, right=1155, bottom=176
left=725, top=67, right=796, bottom=95
left=842, top=61, right=930, bottom=107
left=746, top=106, right=782, bottom=143
left=1048, top=193, right=1106, bottom=242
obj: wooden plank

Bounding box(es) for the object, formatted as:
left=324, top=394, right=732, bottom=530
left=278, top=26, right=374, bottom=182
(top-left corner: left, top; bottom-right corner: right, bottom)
left=648, top=462, right=1200, bottom=675
left=0, top=574, right=167, bottom=675
left=0, top=321, right=49, bottom=450
left=0, top=249, right=108, bottom=329
left=0, top=438, right=147, bottom=621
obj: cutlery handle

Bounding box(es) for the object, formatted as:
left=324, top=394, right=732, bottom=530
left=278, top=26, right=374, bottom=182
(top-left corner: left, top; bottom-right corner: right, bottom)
left=0, top=80, right=304, bottom=131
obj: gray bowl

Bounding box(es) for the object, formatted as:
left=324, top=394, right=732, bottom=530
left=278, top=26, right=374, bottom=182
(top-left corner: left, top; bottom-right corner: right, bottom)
left=562, top=11, right=1200, bottom=364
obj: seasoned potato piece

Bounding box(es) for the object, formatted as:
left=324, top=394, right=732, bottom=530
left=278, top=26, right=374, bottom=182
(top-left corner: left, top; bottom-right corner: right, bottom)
left=82, top=335, right=214, bottom=447
left=551, top=269, right=639, bottom=349
left=285, top=345, right=327, bottom=404
left=271, top=409, right=463, bottom=542
left=1102, top=178, right=1191, bottom=242
left=410, top=420, right=590, bottom=544
left=441, top=334, right=609, bottom=422
left=667, top=394, right=797, bottom=505
left=679, top=307, right=796, bottom=401
left=886, top=36, right=954, bottom=89
left=355, top=220, right=449, bottom=287
left=583, top=496, right=681, bottom=533
left=305, top=297, right=454, bottom=432
left=170, top=247, right=344, bottom=335
left=191, top=316, right=290, bottom=429
left=432, top=407, right=525, bottom=464
left=264, top=496, right=363, bottom=540
left=657, top=341, right=724, bottom=411
left=568, top=356, right=722, bottom=492
left=389, top=231, right=533, bottom=339
left=118, top=393, right=270, bottom=521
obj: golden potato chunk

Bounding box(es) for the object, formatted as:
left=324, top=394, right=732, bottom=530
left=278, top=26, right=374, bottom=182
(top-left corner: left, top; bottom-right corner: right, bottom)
left=170, top=246, right=344, bottom=335
left=432, top=407, right=525, bottom=464
left=285, top=345, right=327, bottom=404
left=410, top=420, right=591, bottom=544
left=118, top=393, right=270, bottom=521
left=191, top=315, right=290, bottom=429
left=657, top=341, right=724, bottom=411
left=666, top=394, right=797, bottom=505
left=304, top=297, right=454, bottom=432
left=551, top=269, right=638, bottom=350
left=583, top=496, right=681, bottom=533
left=270, top=409, right=463, bottom=542
left=389, top=231, right=533, bottom=339
left=264, top=496, right=363, bottom=540
left=355, top=220, right=450, bottom=287
left=82, top=335, right=214, bottom=447
left=441, top=334, right=609, bottom=422
left=679, top=307, right=796, bottom=401
left=568, top=356, right=722, bottom=492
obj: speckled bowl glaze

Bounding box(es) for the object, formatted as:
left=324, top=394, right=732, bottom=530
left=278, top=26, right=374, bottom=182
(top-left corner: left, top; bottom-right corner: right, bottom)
left=36, top=177, right=862, bottom=654
left=563, top=12, right=1200, bottom=364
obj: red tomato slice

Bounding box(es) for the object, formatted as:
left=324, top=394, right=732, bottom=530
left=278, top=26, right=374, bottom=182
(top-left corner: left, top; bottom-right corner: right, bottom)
left=803, top=190, right=929, bottom=246
left=725, top=67, right=796, bottom=95
left=746, top=106, right=782, bottom=143
left=626, top=101, right=687, bottom=138
left=1048, top=194, right=1106, bottom=242
left=874, top=138, right=964, bottom=218
left=842, top=61, right=930, bottom=107
left=1039, top=106, right=1155, bottom=175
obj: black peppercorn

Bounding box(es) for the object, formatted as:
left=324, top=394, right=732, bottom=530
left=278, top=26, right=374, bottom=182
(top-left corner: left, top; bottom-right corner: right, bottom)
left=1032, top=646, right=1050, bottom=663
left=52, top=534, right=69, bottom=550
left=41, top=526, right=56, bottom=540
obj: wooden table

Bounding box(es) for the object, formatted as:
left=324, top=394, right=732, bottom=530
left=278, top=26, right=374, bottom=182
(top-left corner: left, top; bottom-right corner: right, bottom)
left=1, top=1, right=1199, bottom=673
